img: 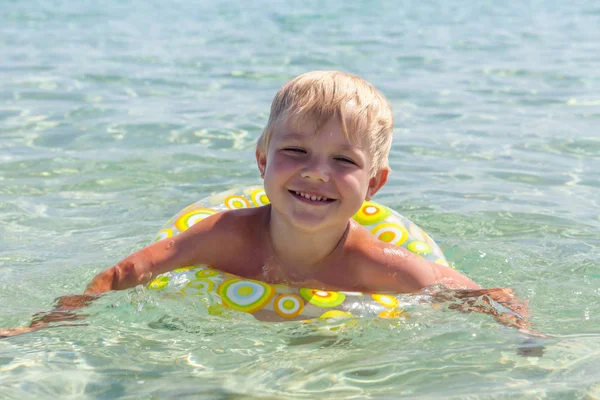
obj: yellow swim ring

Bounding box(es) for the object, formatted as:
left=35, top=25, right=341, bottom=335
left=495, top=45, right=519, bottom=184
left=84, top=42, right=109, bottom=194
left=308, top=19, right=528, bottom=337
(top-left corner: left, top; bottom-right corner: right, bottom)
left=148, top=186, right=449, bottom=321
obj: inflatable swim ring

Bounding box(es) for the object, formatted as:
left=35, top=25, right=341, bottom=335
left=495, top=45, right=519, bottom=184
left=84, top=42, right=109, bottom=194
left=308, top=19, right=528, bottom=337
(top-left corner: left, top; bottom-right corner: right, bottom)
left=147, top=186, right=451, bottom=322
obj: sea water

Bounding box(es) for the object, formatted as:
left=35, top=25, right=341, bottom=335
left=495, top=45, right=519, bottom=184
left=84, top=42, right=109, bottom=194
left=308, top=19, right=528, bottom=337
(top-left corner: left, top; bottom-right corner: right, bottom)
left=1, top=0, right=599, bottom=398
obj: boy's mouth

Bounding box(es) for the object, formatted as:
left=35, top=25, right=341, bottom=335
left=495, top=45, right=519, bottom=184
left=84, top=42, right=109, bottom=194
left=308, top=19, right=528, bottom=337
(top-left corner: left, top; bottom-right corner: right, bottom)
left=289, top=190, right=336, bottom=203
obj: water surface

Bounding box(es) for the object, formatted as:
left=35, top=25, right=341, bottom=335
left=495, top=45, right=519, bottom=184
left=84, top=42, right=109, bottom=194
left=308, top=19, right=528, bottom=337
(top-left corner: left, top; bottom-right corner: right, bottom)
left=1, top=1, right=599, bottom=398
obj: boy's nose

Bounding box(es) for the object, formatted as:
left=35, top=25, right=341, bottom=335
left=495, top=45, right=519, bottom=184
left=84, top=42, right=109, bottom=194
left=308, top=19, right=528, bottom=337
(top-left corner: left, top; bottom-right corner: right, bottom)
left=301, top=160, right=330, bottom=182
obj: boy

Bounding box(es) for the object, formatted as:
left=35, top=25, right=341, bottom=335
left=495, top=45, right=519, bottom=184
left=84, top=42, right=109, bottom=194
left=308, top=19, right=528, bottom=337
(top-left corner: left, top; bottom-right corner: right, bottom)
left=1, top=71, right=532, bottom=337
left=86, top=70, right=480, bottom=294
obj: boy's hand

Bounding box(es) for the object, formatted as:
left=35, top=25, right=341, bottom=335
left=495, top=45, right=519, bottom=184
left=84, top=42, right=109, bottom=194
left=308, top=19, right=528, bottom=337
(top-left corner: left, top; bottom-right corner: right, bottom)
left=426, top=286, right=547, bottom=356
left=85, top=260, right=153, bottom=294
left=426, top=288, right=546, bottom=338
left=84, top=267, right=118, bottom=294
left=445, top=287, right=531, bottom=330
left=427, top=287, right=530, bottom=327
left=0, top=294, right=97, bottom=339
left=0, top=326, right=43, bottom=338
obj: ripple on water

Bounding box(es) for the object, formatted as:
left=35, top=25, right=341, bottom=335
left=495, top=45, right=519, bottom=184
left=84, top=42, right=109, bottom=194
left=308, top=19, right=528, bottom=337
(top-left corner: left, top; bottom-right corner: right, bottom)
left=1, top=0, right=600, bottom=398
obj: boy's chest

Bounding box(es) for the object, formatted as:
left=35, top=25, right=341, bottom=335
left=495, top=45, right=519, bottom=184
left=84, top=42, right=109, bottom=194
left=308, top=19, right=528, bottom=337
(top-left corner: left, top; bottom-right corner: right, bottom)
left=213, top=230, right=367, bottom=291
left=246, top=257, right=364, bottom=292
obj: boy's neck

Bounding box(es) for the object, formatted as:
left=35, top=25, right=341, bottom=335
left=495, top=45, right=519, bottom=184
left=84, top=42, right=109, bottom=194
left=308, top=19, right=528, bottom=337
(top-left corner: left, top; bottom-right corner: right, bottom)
left=265, top=206, right=349, bottom=275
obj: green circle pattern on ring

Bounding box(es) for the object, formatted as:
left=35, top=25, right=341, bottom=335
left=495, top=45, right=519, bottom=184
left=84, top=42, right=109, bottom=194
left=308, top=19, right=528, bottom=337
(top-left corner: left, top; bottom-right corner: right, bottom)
left=299, top=288, right=346, bottom=308
left=406, top=240, right=432, bottom=255
left=217, top=279, right=275, bottom=313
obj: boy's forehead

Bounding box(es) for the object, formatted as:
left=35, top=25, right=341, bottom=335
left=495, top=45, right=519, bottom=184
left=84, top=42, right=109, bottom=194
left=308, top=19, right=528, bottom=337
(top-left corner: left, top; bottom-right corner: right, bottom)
left=273, top=115, right=370, bottom=149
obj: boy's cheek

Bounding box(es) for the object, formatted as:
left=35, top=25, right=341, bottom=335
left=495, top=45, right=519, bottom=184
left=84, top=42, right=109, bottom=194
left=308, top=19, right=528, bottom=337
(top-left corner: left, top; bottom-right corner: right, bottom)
left=265, top=156, right=292, bottom=175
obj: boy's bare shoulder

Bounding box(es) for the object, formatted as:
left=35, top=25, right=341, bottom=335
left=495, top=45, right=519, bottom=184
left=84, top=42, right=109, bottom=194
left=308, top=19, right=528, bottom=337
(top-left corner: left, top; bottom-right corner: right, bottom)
left=180, top=206, right=269, bottom=275
left=206, top=205, right=269, bottom=249
left=343, top=221, right=436, bottom=292
left=343, top=220, right=412, bottom=265
left=343, top=220, right=480, bottom=292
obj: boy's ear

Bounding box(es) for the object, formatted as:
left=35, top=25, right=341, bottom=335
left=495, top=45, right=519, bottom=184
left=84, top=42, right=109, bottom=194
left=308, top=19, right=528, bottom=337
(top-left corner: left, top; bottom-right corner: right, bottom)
left=365, top=167, right=389, bottom=200
left=256, top=149, right=266, bottom=179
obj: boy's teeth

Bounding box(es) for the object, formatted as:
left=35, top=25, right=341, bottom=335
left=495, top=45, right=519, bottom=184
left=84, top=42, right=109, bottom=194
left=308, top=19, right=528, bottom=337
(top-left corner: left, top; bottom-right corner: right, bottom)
left=295, top=191, right=327, bottom=202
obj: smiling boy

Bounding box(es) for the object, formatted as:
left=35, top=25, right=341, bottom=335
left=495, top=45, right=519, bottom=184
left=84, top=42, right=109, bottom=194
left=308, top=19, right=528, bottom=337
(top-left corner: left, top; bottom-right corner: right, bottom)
left=83, top=71, right=480, bottom=294
left=1, top=71, right=534, bottom=338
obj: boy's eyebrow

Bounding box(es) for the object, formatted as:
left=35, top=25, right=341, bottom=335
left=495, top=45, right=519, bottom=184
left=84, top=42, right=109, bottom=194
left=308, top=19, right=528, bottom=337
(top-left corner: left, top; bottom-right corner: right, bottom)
left=278, top=131, right=308, bottom=141
left=279, top=132, right=364, bottom=153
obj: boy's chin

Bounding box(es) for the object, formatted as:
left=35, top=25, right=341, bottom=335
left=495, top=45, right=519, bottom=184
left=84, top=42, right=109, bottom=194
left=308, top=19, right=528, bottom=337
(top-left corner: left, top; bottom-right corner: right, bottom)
left=285, top=211, right=349, bottom=233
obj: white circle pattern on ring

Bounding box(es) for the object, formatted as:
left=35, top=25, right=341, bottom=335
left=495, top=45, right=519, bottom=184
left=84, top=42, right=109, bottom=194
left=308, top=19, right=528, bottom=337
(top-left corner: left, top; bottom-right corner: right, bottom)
left=371, top=223, right=409, bottom=246
left=226, top=281, right=267, bottom=306
left=250, top=189, right=270, bottom=207
left=225, top=195, right=250, bottom=209
left=364, top=206, right=378, bottom=215
left=273, top=294, right=303, bottom=318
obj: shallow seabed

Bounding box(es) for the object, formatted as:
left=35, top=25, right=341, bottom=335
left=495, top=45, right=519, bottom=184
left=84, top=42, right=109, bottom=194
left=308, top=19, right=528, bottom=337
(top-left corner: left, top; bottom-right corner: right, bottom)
left=1, top=0, right=599, bottom=398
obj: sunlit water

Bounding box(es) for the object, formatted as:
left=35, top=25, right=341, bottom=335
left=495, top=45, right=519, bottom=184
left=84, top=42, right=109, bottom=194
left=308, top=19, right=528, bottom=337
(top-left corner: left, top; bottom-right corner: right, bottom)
left=1, top=0, right=599, bottom=398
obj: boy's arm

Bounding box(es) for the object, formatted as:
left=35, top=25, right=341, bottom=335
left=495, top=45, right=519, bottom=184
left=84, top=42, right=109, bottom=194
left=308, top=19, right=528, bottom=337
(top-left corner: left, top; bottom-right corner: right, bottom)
left=362, top=245, right=539, bottom=335
left=424, top=261, right=540, bottom=334
left=423, top=263, right=545, bottom=341
left=86, top=210, right=232, bottom=294
left=360, top=244, right=481, bottom=292
left=1, top=212, right=234, bottom=338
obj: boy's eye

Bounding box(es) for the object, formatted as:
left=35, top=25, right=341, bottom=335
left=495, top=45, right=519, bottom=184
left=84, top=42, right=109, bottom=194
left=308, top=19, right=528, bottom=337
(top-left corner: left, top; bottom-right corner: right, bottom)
left=335, top=156, right=357, bottom=165
left=283, top=147, right=306, bottom=154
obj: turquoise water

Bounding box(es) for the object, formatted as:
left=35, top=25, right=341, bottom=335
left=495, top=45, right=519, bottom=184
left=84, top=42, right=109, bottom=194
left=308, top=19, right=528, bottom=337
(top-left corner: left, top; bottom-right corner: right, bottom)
left=1, top=0, right=600, bottom=398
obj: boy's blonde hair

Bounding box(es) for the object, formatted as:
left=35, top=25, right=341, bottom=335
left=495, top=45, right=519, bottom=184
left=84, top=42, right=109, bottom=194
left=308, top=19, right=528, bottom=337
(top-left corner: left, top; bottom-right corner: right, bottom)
left=257, top=71, right=394, bottom=176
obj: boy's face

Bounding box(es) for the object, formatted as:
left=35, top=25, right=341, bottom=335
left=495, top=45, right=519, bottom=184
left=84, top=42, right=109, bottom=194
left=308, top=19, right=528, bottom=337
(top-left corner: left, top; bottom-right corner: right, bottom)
left=256, top=115, right=388, bottom=233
